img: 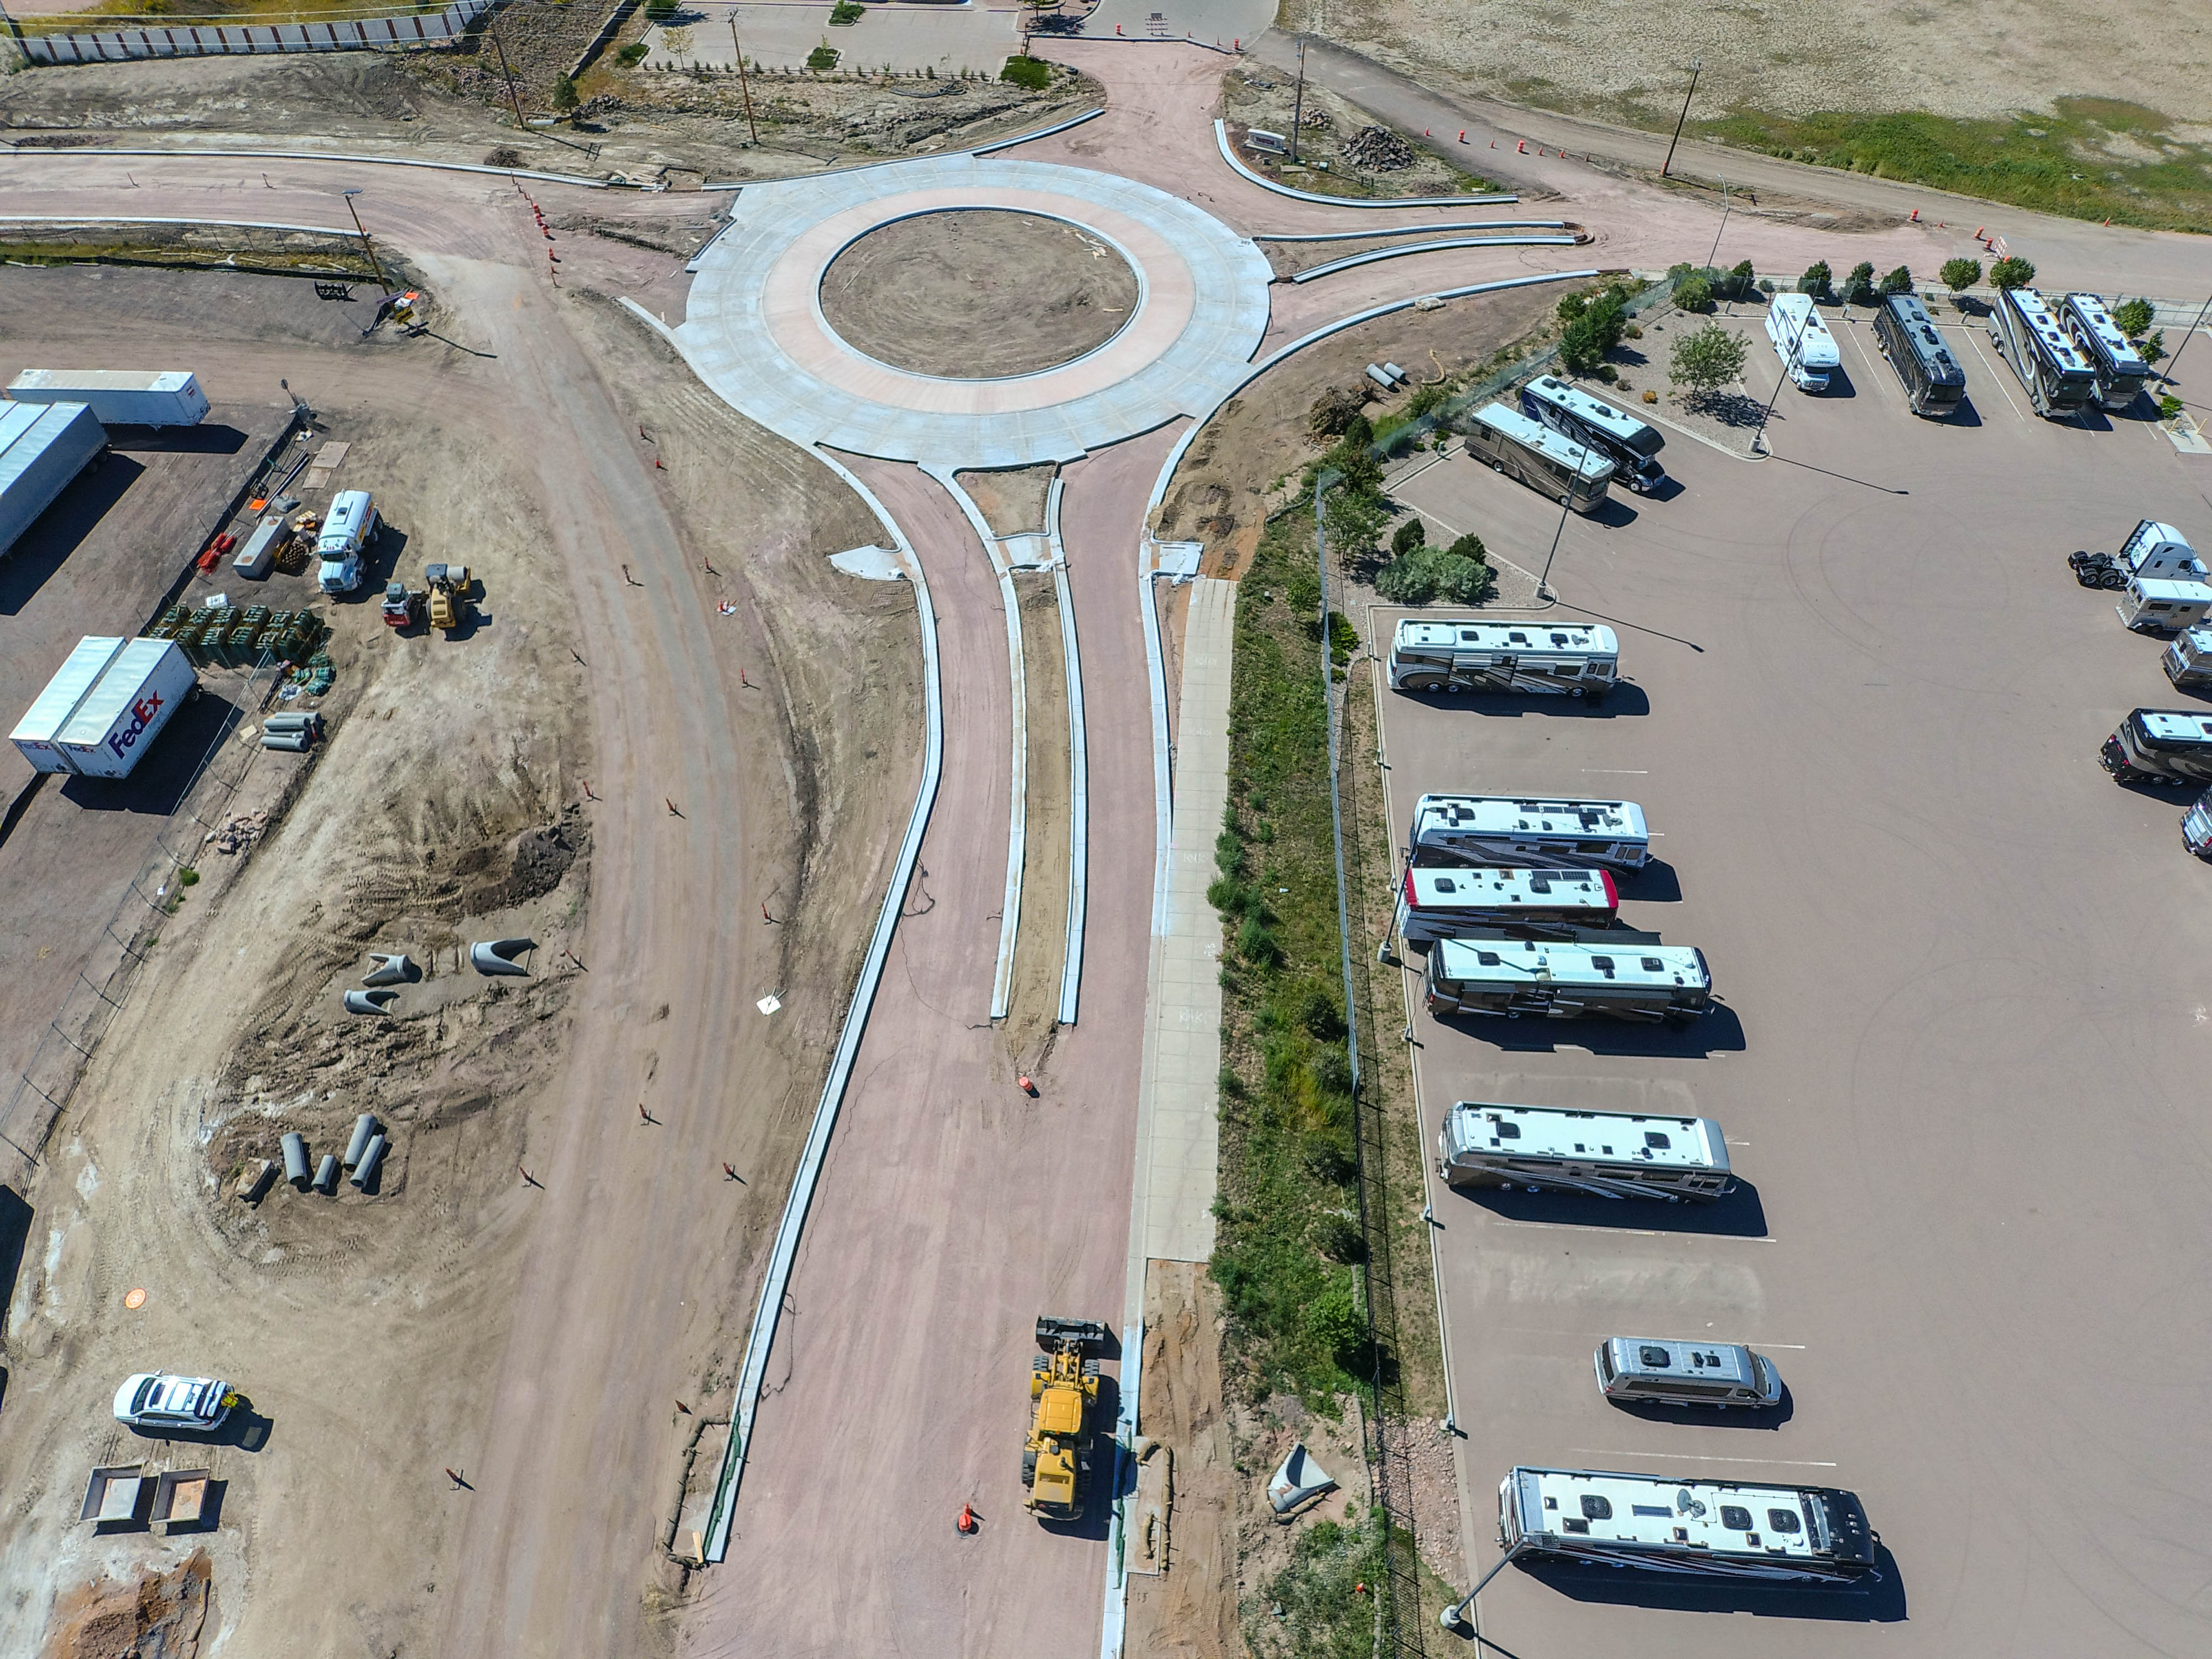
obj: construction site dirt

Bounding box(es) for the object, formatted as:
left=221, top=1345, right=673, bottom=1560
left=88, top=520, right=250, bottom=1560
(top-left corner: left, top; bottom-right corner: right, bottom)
left=0, top=247, right=921, bottom=1657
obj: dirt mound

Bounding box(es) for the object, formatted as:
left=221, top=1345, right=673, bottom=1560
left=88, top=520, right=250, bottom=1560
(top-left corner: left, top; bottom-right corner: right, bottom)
left=40, top=1552, right=210, bottom=1659
left=457, top=818, right=582, bottom=914
left=1340, top=123, right=1415, bottom=169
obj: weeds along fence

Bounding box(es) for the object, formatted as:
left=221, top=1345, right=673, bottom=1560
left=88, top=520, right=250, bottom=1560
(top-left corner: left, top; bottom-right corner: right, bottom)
left=0, top=650, right=291, bottom=1175
left=13, top=0, right=494, bottom=64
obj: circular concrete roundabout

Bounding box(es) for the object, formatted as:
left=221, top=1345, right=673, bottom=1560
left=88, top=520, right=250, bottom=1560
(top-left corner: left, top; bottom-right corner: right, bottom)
left=673, top=155, right=1275, bottom=468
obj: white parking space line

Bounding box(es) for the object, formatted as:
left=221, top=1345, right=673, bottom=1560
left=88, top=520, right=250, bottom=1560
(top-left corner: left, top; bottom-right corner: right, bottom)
left=1571, top=1449, right=1839, bottom=1468
left=1960, top=326, right=2027, bottom=422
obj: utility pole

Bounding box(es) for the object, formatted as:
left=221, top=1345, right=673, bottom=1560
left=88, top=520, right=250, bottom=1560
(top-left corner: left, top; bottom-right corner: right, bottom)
left=340, top=189, right=389, bottom=291
left=1751, top=302, right=1812, bottom=456
left=1289, top=34, right=1307, bottom=165
left=1702, top=175, right=1731, bottom=273
left=1661, top=56, right=1700, bottom=179
left=729, top=14, right=759, bottom=143
left=484, top=20, right=528, bottom=131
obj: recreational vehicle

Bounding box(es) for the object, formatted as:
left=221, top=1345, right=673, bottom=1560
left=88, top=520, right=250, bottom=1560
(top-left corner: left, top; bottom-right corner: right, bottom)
left=1436, top=1102, right=1731, bottom=1201
left=2100, top=709, right=2212, bottom=786
left=1387, top=619, right=1618, bottom=698
left=1425, top=937, right=1710, bottom=1022
left=1408, top=792, right=1649, bottom=871
left=1594, top=1338, right=1784, bottom=1410
left=1464, top=403, right=1614, bottom=514
left=1766, top=293, right=1840, bottom=392
left=1989, top=287, right=2097, bottom=416
left=1393, top=865, right=1619, bottom=947
left=1871, top=293, right=1966, bottom=415
left=2059, top=291, right=2151, bottom=409
left=1496, top=1467, right=1877, bottom=1583
left=1519, top=375, right=1667, bottom=493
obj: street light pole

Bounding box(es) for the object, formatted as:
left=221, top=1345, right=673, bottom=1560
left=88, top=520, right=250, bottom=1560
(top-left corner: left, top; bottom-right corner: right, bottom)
left=1751, top=302, right=1812, bottom=456
left=340, top=189, right=389, bottom=291
left=1702, top=175, right=1731, bottom=274
left=1661, top=56, right=1701, bottom=179
left=2157, top=290, right=2212, bottom=389
left=1537, top=448, right=1592, bottom=598
left=1439, top=1547, right=1521, bottom=1634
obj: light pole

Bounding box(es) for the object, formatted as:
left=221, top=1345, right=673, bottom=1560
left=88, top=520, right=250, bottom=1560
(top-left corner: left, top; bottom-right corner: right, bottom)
left=2157, top=290, right=2212, bottom=389
left=1537, top=446, right=1596, bottom=597
left=340, top=189, right=389, bottom=291
left=1661, top=56, right=1700, bottom=179
left=1751, top=300, right=1812, bottom=456
left=1702, top=175, right=1731, bottom=275
left=1289, top=34, right=1308, bottom=164
left=1439, top=1547, right=1521, bottom=1634
left=728, top=12, right=759, bottom=143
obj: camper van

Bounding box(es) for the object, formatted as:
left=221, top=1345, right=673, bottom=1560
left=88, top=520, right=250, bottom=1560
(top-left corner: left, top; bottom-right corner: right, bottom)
left=1766, top=293, right=1840, bottom=392
left=1437, top=1102, right=1731, bottom=1201
left=1425, top=937, right=1710, bottom=1022
left=1392, top=865, right=1619, bottom=947
left=1496, top=1467, right=1876, bottom=1583
left=1387, top=619, right=1618, bottom=698
left=1594, top=1338, right=1784, bottom=1411
left=1408, top=792, right=1650, bottom=872
left=2100, top=709, right=2212, bottom=786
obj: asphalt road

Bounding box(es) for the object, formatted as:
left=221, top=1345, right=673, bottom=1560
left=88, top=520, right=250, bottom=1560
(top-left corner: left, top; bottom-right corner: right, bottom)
left=1373, top=331, right=2212, bottom=1654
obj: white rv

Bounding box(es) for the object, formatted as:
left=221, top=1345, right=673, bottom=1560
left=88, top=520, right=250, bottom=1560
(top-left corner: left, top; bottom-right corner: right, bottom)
left=1425, top=937, right=1711, bottom=1023
left=1394, top=865, right=1618, bottom=947
left=1766, top=293, right=1840, bottom=392
left=1408, top=792, right=1650, bottom=871
left=1387, top=619, right=1619, bottom=698
left=1437, top=1102, right=1731, bottom=1201
left=1497, top=1467, right=1877, bottom=1582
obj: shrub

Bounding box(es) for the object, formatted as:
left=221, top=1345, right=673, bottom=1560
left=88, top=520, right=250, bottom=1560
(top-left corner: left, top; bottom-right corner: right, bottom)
left=2140, top=329, right=2167, bottom=366
left=614, top=40, right=650, bottom=66
left=1389, top=516, right=1426, bottom=557
left=1305, top=1279, right=1364, bottom=1361
left=1989, top=255, right=2036, bottom=289
left=1841, top=260, right=1875, bottom=304
left=1444, top=531, right=1485, bottom=564
left=1880, top=264, right=1914, bottom=295
left=1321, top=488, right=1387, bottom=561
left=1797, top=259, right=1832, bottom=298
left=2159, top=393, right=2185, bottom=419
left=644, top=0, right=675, bottom=15
left=1726, top=258, right=1756, bottom=299
left=999, top=54, right=1050, bottom=90
left=2112, top=297, right=2155, bottom=338
left=1374, top=545, right=1490, bottom=604
left=1237, top=914, right=1282, bottom=966
left=1672, top=273, right=1713, bottom=312
left=1940, top=255, right=1983, bottom=293
left=828, top=0, right=864, bottom=20
left=485, top=145, right=525, bottom=168
left=1312, top=1212, right=1366, bottom=1265
left=551, top=74, right=581, bottom=109
left=1406, top=379, right=1451, bottom=417
left=1642, top=388, right=1658, bottom=403
left=1556, top=291, right=1588, bottom=324
left=1670, top=321, right=1749, bottom=405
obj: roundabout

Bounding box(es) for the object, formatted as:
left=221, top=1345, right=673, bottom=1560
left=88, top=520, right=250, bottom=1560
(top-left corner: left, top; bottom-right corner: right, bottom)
left=672, top=154, right=1275, bottom=467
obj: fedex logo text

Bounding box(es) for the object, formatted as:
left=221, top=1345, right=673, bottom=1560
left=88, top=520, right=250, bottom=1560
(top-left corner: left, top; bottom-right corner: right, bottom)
left=105, top=692, right=164, bottom=760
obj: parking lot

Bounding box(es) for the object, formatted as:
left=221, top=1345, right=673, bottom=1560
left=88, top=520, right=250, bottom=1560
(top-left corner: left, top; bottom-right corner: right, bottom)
left=1371, top=328, right=2212, bottom=1655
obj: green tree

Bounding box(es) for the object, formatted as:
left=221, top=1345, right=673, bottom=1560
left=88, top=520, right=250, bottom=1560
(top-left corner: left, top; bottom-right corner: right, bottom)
left=1727, top=259, right=1756, bottom=300
left=1321, top=488, right=1387, bottom=561
left=1389, top=516, right=1426, bottom=557
left=1843, top=261, right=1876, bottom=304
left=1556, top=291, right=1588, bottom=324
left=1670, top=321, right=1750, bottom=406
left=2112, top=297, right=2155, bottom=338
left=2140, top=329, right=2168, bottom=366
left=1797, top=259, right=1832, bottom=298
left=551, top=73, right=581, bottom=109
left=1989, top=255, right=2036, bottom=289
left=1443, top=532, right=1486, bottom=565
left=1880, top=264, right=1914, bottom=295
left=1672, top=273, right=1713, bottom=312
left=1940, top=256, right=1983, bottom=293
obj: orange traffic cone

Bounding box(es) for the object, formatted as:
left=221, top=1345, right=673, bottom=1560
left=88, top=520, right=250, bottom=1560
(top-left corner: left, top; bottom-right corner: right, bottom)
left=1018, top=1075, right=1038, bottom=1097
left=957, top=1503, right=978, bottom=1533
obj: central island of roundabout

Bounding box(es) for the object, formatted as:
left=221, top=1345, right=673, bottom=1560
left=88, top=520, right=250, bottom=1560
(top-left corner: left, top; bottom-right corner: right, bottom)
left=671, top=153, right=1276, bottom=466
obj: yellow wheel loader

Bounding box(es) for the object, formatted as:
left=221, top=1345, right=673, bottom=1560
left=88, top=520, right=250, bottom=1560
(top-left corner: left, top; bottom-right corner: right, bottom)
left=1022, top=1316, right=1107, bottom=1522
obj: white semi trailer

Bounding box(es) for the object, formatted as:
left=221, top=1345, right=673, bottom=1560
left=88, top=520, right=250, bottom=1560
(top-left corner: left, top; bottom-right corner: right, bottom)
left=6, top=369, right=209, bottom=428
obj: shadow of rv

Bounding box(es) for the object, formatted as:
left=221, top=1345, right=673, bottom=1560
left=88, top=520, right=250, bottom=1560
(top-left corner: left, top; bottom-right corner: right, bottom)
left=1520, top=1540, right=1907, bottom=1621
left=1453, top=1176, right=1771, bottom=1239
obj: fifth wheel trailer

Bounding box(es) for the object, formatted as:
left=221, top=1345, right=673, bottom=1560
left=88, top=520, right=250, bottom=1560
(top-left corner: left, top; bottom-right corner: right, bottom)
left=6, top=369, right=208, bottom=429
left=0, top=400, right=107, bottom=560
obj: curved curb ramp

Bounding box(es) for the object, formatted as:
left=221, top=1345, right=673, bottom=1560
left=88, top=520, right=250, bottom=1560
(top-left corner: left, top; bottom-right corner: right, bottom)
left=697, top=449, right=945, bottom=1563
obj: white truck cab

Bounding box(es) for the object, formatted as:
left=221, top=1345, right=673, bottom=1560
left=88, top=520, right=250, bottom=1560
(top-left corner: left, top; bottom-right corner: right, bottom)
left=1766, top=293, right=1839, bottom=392
left=317, top=489, right=378, bottom=594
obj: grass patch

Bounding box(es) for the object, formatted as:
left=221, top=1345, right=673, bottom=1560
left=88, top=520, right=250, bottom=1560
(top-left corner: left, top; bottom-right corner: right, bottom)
left=1248, top=1512, right=1386, bottom=1657
left=1210, top=510, right=1375, bottom=1407
left=1695, top=99, right=2212, bottom=234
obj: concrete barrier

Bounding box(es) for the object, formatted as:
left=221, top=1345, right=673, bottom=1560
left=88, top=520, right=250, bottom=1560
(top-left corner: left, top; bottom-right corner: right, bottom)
left=469, top=938, right=535, bottom=976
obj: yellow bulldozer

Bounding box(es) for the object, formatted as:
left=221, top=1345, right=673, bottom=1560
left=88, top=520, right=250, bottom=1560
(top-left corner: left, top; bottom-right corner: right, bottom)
left=1023, top=1316, right=1107, bottom=1522
left=425, top=562, right=471, bottom=633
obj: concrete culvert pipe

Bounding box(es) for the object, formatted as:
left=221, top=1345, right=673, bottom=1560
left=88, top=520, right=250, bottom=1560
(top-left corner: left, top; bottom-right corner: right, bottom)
left=470, top=937, right=536, bottom=976
left=263, top=712, right=322, bottom=734
left=351, top=1133, right=388, bottom=1190
left=361, top=952, right=414, bottom=987
left=343, top=987, right=399, bottom=1016
left=313, top=1153, right=340, bottom=1194
left=345, top=1112, right=380, bottom=1167
left=282, top=1130, right=310, bottom=1188
left=260, top=730, right=313, bottom=752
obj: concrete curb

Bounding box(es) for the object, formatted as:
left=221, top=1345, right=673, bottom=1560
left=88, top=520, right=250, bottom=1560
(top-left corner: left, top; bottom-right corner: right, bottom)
left=1048, top=472, right=1087, bottom=1027
left=8, top=144, right=630, bottom=190
left=699, top=444, right=945, bottom=1564
left=1213, top=119, right=1517, bottom=208
left=1288, top=233, right=1579, bottom=284
left=1256, top=220, right=1566, bottom=241
left=0, top=213, right=355, bottom=236
left=930, top=465, right=1028, bottom=1024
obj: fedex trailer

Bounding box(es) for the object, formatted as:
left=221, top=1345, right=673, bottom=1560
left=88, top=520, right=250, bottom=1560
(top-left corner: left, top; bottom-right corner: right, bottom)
left=6, top=369, right=209, bottom=429
left=52, top=638, right=196, bottom=779
left=9, top=636, right=129, bottom=774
